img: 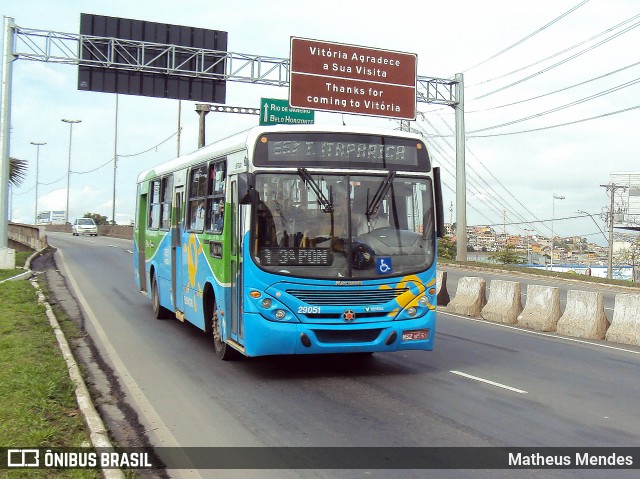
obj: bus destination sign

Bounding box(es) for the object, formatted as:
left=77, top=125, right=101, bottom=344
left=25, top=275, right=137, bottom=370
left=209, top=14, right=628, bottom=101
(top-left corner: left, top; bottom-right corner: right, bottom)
left=289, top=37, right=417, bottom=120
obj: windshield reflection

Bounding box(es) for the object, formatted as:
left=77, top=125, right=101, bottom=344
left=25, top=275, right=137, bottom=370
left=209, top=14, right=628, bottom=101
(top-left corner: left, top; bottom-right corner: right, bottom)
left=252, top=173, right=435, bottom=279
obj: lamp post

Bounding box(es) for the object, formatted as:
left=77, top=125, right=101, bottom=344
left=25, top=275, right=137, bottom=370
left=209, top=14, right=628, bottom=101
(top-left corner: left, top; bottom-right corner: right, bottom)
left=550, top=194, right=565, bottom=271
left=30, top=141, right=46, bottom=225
left=62, top=119, right=81, bottom=224
left=524, top=228, right=534, bottom=264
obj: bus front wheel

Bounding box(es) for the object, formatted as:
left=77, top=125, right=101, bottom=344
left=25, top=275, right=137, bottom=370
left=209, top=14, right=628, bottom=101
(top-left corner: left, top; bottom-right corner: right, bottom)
left=211, top=308, right=237, bottom=360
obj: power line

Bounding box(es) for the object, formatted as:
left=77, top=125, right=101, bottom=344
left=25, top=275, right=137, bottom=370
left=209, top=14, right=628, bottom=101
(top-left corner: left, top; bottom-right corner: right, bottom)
left=39, top=174, right=67, bottom=186
left=481, top=213, right=592, bottom=227
left=119, top=130, right=178, bottom=158
left=468, top=13, right=640, bottom=89
left=469, top=76, right=640, bottom=134
left=71, top=159, right=112, bottom=175
left=422, top=125, right=516, bottom=226
left=419, top=114, right=553, bottom=235
left=438, top=175, right=499, bottom=226
left=70, top=130, right=179, bottom=174
left=467, top=103, right=640, bottom=137
left=473, top=18, right=640, bottom=100
left=466, top=61, right=640, bottom=113
left=463, top=0, right=591, bottom=73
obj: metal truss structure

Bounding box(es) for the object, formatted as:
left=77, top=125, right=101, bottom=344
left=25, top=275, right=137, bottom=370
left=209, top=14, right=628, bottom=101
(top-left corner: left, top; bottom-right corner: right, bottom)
left=2, top=20, right=467, bottom=260
left=12, top=26, right=461, bottom=107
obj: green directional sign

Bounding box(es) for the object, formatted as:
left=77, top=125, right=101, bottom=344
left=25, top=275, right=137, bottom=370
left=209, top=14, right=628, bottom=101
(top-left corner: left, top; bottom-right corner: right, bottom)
left=260, top=98, right=315, bottom=126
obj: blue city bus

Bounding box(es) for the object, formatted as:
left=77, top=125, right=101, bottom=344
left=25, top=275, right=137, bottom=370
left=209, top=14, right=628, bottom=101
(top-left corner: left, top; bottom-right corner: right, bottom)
left=134, top=124, right=444, bottom=359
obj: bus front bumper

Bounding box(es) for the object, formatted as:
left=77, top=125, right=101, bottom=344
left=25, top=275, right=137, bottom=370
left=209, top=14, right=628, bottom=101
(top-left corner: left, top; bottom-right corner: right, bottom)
left=240, top=312, right=436, bottom=357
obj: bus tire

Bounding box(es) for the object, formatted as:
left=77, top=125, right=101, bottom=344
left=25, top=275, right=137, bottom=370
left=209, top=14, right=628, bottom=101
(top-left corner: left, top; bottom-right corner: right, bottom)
left=151, top=274, right=170, bottom=320
left=211, top=304, right=238, bottom=361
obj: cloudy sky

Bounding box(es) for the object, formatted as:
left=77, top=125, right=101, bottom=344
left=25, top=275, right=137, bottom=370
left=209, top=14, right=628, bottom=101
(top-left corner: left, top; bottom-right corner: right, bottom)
left=3, top=0, right=639, bottom=245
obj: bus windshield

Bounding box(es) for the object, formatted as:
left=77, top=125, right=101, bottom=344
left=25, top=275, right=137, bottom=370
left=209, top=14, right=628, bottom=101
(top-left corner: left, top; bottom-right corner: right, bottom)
left=251, top=172, right=435, bottom=279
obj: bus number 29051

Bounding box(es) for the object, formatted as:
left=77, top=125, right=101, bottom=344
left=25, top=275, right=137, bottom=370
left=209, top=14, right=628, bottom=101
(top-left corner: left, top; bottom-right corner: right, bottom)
left=298, top=306, right=321, bottom=314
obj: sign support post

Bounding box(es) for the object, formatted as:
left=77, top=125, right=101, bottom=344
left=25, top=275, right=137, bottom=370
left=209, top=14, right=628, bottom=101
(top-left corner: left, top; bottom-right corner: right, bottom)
left=454, top=73, right=467, bottom=261
left=0, top=17, right=15, bottom=268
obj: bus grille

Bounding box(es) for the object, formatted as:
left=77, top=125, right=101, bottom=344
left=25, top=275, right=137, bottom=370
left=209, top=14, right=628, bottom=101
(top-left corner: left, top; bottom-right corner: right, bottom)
left=313, top=329, right=383, bottom=344
left=287, top=288, right=408, bottom=306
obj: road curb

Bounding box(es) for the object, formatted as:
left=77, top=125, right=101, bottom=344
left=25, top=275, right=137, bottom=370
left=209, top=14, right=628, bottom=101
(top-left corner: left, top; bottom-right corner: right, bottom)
left=31, top=277, right=125, bottom=479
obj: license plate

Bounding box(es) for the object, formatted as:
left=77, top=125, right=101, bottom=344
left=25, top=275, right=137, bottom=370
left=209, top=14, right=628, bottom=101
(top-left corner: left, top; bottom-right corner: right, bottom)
left=402, top=329, right=429, bottom=341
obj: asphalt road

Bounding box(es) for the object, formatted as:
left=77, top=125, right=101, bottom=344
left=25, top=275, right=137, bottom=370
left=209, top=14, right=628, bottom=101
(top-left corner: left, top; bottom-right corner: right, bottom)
left=43, top=232, right=640, bottom=479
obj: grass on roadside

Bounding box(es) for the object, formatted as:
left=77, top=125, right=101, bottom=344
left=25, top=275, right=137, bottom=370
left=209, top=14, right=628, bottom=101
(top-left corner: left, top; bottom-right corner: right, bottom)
left=0, top=265, right=100, bottom=477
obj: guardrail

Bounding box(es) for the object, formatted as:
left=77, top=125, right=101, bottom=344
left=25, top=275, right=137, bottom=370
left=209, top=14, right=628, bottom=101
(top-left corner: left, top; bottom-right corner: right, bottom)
left=439, top=272, right=640, bottom=346
left=8, top=222, right=48, bottom=251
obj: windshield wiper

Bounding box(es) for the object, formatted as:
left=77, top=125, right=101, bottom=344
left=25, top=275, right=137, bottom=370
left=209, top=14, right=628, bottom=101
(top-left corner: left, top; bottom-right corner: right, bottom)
left=297, top=168, right=334, bottom=213
left=366, top=171, right=395, bottom=219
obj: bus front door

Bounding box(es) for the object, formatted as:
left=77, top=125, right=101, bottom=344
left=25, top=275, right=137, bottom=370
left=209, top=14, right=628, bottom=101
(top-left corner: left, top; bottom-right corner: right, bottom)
left=229, top=179, right=245, bottom=348
left=136, top=189, right=148, bottom=293
left=172, top=186, right=184, bottom=314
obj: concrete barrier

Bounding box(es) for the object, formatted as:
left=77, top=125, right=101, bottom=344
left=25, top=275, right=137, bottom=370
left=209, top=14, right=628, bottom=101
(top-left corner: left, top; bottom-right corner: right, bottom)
left=436, top=270, right=450, bottom=306
left=605, top=294, right=640, bottom=346
left=447, top=276, right=486, bottom=317
left=481, top=280, right=523, bottom=324
left=8, top=222, right=48, bottom=251
left=556, top=290, right=608, bottom=340
left=517, top=284, right=561, bottom=332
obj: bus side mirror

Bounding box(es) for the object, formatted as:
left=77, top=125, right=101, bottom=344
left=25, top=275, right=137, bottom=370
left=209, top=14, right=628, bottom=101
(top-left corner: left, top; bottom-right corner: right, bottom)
left=240, top=189, right=257, bottom=205
left=239, top=173, right=256, bottom=205
left=433, top=167, right=445, bottom=238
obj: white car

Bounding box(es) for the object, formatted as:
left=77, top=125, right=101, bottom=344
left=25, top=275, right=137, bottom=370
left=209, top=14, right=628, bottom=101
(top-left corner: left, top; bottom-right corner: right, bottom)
left=72, top=218, right=98, bottom=236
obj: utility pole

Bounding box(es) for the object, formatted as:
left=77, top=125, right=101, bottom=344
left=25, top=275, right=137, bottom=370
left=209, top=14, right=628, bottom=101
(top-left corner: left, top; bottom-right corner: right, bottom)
left=62, top=118, right=81, bottom=224
left=600, top=183, right=627, bottom=279
left=550, top=194, right=565, bottom=271
left=112, top=94, right=118, bottom=225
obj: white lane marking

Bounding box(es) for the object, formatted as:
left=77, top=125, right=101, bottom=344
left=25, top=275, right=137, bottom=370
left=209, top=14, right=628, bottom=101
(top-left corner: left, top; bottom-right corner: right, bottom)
left=450, top=370, right=528, bottom=395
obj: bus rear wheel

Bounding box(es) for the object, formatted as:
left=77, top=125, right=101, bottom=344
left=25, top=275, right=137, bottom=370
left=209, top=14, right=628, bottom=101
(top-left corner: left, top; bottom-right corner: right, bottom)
left=151, top=275, right=170, bottom=320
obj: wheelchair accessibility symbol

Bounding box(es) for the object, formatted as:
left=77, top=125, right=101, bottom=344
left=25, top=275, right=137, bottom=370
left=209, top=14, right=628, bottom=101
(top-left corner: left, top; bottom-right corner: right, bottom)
left=376, top=257, right=392, bottom=274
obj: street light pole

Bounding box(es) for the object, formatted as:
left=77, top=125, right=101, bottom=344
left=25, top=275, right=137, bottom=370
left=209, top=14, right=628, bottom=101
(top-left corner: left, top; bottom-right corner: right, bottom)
left=30, top=141, right=46, bottom=225
left=112, top=94, right=118, bottom=225
left=62, top=118, right=81, bottom=224
left=550, top=194, right=565, bottom=271
left=524, top=228, right=534, bottom=264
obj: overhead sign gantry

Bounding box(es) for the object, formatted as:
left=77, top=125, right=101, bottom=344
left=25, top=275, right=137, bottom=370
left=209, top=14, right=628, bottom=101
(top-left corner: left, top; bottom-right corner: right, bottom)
left=0, top=16, right=467, bottom=262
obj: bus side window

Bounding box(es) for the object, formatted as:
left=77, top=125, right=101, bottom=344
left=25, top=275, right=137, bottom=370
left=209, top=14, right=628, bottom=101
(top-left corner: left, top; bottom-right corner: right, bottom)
left=149, top=180, right=161, bottom=229
left=206, top=160, right=226, bottom=233
left=160, top=175, right=173, bottom=230
left=188, top=165, right=207, bottom=231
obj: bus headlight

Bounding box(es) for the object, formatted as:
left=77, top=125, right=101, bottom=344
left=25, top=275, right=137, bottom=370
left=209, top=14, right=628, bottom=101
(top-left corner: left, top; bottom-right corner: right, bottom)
left=261, top=298, right=272, bottom=309
left=407, top=307, right=417, bottom=317
left=275, top=309, right=286, bottom=320
left=418, top=296, right=430, bottom=307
